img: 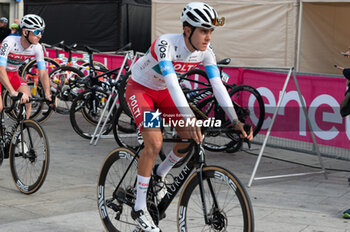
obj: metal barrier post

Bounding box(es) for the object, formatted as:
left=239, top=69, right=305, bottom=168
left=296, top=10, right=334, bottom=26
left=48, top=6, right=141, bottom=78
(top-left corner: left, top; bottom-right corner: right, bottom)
left=247, top=66, right=327, bottom=187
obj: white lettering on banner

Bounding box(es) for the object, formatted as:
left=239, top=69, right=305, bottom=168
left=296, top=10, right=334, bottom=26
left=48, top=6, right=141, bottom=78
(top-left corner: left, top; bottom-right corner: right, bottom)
left=251, top=87, right=346, bottom=141
left=251, top=87, right=275, bottom=130
left=278, top=91, right=306, bottom=136
left=308, top=94, right=342, bottom=140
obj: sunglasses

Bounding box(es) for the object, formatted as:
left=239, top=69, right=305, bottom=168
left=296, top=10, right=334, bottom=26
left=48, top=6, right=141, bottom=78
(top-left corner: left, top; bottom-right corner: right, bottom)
left=30, top=29, right=44, bottom=36
left=212, top=17, right=225, bottom=27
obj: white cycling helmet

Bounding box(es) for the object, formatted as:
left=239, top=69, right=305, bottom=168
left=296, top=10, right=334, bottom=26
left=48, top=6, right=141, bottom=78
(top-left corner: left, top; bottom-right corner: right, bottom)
left=180, top=2, right=224, bottom=29
left=20, top=14, right=45, bottom=30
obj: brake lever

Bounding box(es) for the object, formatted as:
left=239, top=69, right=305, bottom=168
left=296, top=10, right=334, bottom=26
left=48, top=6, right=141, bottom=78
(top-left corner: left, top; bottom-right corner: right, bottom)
left=236, top=123, right=252, bottom=149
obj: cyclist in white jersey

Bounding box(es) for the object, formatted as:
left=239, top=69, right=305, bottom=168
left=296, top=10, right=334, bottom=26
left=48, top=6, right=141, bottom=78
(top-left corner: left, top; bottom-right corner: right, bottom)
left=126, top=3, right=253, bottom=231
left=0, top=14, right=52, bottom=117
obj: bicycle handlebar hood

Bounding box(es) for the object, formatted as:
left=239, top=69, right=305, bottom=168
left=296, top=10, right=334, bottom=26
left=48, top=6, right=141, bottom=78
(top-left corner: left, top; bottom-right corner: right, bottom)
left=20, top=14, right=45, bottom=30
left=180, top=2, right=225, bottom=29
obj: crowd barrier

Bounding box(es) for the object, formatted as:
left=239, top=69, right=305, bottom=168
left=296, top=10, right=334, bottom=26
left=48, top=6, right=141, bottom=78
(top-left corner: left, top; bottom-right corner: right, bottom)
left=46, top=48, right=349, bottom=160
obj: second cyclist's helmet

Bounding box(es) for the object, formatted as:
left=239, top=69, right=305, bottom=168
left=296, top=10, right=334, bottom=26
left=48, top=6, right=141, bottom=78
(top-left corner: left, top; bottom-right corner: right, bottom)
left=180, top=2, right=224, bottom=29
left=20, top=14, right=45, bottom=30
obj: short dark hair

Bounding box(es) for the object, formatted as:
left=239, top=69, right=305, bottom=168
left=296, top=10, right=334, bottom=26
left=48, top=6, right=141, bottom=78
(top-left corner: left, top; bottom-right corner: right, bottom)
left=183, top=21, right=195, bottom=36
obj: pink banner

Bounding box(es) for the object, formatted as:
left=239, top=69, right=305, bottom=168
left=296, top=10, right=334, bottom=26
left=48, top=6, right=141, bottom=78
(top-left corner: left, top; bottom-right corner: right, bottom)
left=222, top=68, right=349, bottom=149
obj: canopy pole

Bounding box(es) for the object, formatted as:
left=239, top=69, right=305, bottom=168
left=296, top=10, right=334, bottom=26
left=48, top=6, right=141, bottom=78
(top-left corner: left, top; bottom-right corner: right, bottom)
left=296, top=0, right=303, bottom=72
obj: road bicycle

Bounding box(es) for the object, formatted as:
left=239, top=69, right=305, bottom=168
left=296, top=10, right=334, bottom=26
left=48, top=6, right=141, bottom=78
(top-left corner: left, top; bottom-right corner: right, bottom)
left=0, top=93, right=50, bottom=194
left=69, top=44, right=133, bottom=139
left=97, top=126, right=254, bottom=231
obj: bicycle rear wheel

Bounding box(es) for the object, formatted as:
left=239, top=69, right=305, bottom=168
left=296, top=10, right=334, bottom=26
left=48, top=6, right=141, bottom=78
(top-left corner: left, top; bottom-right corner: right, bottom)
left=9, top=120, right=49, bottom=194
left=112, top=106, right=140, bottom=150
left=97, top=147, right=139, bottom=232
left=178, top=166, right=254, bottom=232
left=70, top=89, right=113, bottom=139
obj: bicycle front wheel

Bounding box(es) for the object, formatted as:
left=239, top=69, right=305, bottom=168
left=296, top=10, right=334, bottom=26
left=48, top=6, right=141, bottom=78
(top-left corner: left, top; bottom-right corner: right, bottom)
left=178, top=166, right=254, bottom=232
left=9, top=120, right=49, bottom=194
left=97, top=147, right=139, bottom=232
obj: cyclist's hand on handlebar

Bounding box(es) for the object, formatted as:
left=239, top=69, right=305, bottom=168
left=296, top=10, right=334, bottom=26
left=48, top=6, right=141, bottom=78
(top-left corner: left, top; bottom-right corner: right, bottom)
left=45, top=93, right=57, bottom=109
left=10, top=91, right=29, bottom=104
left=188, top=117, right=202, bottom=144
left=233, top=120, right=253, bottom=141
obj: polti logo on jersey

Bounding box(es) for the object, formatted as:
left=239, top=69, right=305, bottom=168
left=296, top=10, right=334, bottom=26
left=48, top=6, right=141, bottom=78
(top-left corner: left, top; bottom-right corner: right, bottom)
left=143, top=109, right=161, bottom=128
left=173, top=62, right=200, bottom=74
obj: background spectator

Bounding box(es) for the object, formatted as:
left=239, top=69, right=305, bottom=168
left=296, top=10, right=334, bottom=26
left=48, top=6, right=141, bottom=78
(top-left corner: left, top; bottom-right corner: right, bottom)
left=9, top=19, right=20, bottom=36
left=0, top=17, right=10, bottom=42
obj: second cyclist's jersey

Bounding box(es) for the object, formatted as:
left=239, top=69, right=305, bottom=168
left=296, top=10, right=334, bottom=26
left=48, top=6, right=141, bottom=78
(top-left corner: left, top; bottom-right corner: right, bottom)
left=131, top=33, right=217, bottom=90
left=0, top=35, right=45, bottom=72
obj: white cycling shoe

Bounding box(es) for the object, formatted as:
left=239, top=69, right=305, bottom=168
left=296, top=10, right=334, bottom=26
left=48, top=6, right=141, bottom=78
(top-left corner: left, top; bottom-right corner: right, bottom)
left=131, top=207, right=161, bottom=232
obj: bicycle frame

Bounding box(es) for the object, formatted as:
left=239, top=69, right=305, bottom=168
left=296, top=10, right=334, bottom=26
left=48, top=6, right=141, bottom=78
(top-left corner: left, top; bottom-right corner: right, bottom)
left=89, top=51, right=143, bottom=145
left=113, top=138, right=217, bottom=225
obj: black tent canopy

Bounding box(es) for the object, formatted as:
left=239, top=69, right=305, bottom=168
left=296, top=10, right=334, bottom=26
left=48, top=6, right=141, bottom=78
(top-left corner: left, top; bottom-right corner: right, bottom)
left=24, top=0, right=151, bottom=52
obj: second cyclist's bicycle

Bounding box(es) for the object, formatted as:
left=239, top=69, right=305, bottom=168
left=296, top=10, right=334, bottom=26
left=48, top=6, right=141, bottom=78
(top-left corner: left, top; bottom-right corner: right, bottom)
left=0, top=93, right=50, bottom=194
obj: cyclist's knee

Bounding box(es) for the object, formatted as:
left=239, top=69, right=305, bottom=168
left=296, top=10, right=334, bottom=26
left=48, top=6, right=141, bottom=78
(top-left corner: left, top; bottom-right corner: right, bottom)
left=142, top=130, right=163, bottom=156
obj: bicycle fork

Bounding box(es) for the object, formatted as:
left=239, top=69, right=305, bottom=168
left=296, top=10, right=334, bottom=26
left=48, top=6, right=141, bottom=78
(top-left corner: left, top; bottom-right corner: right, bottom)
left=196, top=145, right=220, bottom=226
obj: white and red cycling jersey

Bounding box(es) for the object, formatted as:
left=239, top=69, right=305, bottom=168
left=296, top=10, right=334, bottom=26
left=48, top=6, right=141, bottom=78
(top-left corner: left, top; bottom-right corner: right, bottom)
left=132, top=33, right=217, bottom=90
left=0, top=35, right=46, bottom=72
left=127, top=33, right=237, bottom=130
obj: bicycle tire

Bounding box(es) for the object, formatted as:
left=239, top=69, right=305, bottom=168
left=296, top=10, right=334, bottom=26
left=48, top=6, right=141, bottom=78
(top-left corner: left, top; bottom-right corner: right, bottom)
left=70, top=88, right=112, bottom=139
left=9, top=119, right=50, bottom=194
left=112, top=106, right=140, bottom=150
left=195, top=84, right=265, bottom=152
left=20, top=57, right=60, bottom=80
left=112, top=106, right=167, bottom=163
left=97, top=147, right=139, bottom=232
left=178, top=166, right=254, bottom=232
left=116, top=71, right=132, bottom=117
left=49, top=66, right=86, bottom=115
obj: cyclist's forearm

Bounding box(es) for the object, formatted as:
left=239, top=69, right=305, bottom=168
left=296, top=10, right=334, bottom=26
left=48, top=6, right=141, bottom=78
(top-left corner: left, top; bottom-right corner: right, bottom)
left=164, top=73, right=195, bottom=119
left=209, top=77, right=238, bottom=122
left=39, top=69, right=51, bottom=97
left=0, top=66, right=16, bottom=95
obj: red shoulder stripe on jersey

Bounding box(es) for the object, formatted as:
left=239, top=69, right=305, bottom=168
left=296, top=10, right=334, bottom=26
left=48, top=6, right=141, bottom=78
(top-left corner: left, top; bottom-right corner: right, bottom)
left=150, top=38, right=158, bottom=61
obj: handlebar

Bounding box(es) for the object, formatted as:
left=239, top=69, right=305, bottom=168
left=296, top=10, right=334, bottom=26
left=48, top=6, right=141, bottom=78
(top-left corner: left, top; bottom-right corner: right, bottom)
left=5, top=92, right=57, bottom=113
left=177, top=123, right=252, bottom=154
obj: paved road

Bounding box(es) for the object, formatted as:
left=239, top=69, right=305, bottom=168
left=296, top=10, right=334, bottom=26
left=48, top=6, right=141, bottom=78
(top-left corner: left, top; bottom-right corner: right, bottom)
left=0, top=113, right=350, bottom=231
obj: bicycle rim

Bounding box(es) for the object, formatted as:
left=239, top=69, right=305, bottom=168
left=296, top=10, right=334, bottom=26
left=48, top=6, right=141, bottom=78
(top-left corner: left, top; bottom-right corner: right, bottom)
left=112, top=107, right=140, bottom=150
left=178, top=166, right=254, bottom=232
left=9, top=120, right=49, bottom=194
left=229, top=85, right=265, bottom=137
left=97, top=148, right=139, bottom=232
left=70, top=89, right=111, bottom=139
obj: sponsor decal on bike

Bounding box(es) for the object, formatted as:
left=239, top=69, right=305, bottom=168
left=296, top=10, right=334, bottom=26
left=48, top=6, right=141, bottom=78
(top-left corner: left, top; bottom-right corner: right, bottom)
left=16, top=180, right=29, bottom=192
left=214, top=171, right=237, bottom=191
left=178, top=205, right=187, bottom=231
left=97, top=185, right=108, bottom=219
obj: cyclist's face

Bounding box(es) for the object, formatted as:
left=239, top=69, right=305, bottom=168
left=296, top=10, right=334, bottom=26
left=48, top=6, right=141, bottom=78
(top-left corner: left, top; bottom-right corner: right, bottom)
left=23, top=29, right=42, bottom=45
left=29, top=31, right=42, bottom=44
left=190, top=27, right=213, bottom=51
